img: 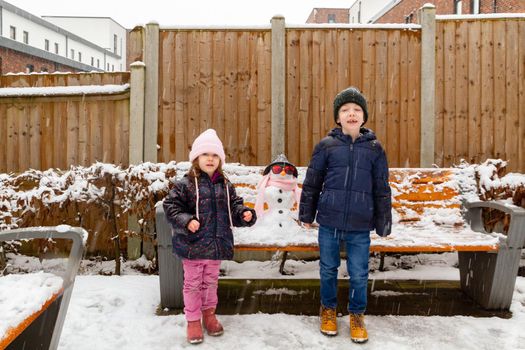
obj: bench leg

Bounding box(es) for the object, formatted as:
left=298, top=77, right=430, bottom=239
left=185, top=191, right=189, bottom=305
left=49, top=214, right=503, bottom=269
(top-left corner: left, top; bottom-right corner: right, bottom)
left=156, top=206, right=184, bottom=310
left=458, top=246, right=521, bottom=310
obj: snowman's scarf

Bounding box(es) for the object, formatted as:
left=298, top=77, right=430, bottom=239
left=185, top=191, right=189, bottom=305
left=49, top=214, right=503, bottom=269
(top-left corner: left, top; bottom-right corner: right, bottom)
left=254, top=174, right=302, bottom=218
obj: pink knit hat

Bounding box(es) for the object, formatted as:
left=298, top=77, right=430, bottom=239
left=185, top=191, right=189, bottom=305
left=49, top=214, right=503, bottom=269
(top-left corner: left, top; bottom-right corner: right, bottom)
left=189, top=129, right=226, bottom=164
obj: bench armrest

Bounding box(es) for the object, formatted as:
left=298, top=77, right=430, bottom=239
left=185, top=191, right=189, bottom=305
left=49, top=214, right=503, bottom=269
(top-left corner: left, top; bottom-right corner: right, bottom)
left=465, top=200, right=525, bottom=248
left=0, top=226, right=86, bottom=350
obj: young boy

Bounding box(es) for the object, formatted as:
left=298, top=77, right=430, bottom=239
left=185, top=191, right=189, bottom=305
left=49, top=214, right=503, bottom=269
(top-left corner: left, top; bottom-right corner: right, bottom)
left=299, top=87, right=392, bottom=343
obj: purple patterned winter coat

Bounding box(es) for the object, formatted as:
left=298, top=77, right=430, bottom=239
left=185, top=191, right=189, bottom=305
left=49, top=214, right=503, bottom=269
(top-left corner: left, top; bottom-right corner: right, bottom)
left=163, top=172, right=256, bottom=260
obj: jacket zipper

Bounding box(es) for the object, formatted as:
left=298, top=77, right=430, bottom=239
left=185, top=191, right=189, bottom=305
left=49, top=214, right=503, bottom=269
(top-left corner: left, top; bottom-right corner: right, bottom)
left=342, top=141, right=355, bottom=230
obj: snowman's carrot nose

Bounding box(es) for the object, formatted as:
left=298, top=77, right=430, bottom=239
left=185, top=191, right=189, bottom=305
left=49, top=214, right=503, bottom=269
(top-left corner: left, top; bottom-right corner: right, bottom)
left=280, top=170, right=286, bottom=176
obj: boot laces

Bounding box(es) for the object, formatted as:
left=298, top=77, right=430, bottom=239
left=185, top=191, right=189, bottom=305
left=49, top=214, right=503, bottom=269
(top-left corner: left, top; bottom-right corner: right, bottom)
left=351, top=314, right=364, bottom=329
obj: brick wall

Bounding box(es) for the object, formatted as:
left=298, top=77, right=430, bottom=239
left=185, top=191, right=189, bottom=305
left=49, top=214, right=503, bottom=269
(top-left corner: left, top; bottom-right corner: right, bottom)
left=376, top=0, right=525, bottom=23
left=306, top=8, right=349, bottom=23
left=0, top=47, right=79, bottom=75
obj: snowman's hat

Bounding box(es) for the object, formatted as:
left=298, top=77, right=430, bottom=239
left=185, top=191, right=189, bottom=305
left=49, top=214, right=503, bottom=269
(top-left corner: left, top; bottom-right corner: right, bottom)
left=262, top=153, right=298, bottom=178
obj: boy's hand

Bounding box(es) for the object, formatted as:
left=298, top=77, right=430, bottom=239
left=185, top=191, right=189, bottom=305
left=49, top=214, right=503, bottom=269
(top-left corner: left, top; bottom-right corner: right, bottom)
left=187, top=219, right=200, bottom=233
left=302, top=222, right=312, bottom=229
left=242, top=211, right=253, bottom=222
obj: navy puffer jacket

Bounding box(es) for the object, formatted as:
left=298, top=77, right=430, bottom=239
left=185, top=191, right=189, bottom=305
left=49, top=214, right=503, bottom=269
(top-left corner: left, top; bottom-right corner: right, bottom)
left=163, top=172, right=256, bottom=260
left=299, top=127, right=392, bottom=236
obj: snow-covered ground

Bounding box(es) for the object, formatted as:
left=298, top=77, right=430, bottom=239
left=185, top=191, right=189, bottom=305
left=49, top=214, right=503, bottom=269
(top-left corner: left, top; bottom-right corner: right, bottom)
left=3, top=253, right=523, bottom=350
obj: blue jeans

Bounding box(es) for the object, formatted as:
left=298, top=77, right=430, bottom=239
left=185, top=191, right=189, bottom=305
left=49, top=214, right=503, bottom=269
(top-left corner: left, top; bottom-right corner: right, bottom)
left=318, top=225, right=370, bottom=314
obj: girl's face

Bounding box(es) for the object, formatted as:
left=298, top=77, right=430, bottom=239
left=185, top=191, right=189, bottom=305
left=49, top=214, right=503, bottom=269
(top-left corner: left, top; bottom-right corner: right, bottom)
left=337, top=102, right=364, bottom=135
left=197, top=153, right=220, bottom=176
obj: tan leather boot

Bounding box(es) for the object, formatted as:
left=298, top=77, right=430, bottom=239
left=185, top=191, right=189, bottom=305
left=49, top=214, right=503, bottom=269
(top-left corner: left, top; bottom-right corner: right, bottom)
left=319, top=305, right=338, bottom=336
left=349, top=313, right=368, bottom=343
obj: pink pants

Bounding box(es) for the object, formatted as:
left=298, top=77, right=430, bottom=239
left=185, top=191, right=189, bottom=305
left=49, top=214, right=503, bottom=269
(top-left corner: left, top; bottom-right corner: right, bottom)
left=182, top=259, right=222, bottom=321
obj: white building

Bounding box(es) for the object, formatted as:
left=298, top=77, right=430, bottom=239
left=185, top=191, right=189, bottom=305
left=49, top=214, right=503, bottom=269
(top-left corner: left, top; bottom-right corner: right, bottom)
left=349, top=0, right=395, bottom=23
left=43, top=16, right=127, bottom=72
left=0, top=0, right=124, bottom=73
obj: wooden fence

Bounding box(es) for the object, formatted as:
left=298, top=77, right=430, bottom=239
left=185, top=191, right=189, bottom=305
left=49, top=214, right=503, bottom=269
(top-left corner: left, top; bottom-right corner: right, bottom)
left=435, top=16, right=525, bottom=172
left=0, top=73, right=130, bottom=172
left=1, top=12, right=524, bottom=174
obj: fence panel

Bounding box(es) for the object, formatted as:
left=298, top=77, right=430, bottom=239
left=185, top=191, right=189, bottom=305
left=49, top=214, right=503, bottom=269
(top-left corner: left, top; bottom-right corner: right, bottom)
left=436, top=17, right=525, bottom=172
left=157, top=29, right=273, bottom=165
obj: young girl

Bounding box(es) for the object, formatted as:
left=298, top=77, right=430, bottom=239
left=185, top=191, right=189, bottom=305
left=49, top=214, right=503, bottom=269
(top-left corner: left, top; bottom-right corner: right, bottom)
left=163, top=129, right=256, bottom=344
left=299, top=87, right=392, bottom=343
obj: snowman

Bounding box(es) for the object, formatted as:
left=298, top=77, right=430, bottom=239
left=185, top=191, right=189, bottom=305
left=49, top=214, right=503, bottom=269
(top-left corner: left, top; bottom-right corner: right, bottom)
left=254, top=154, right=302, bottom=232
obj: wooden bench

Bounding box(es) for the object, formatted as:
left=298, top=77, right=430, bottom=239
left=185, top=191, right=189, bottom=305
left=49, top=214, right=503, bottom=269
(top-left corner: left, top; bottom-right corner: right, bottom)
left=0, top=227, right=85, bottom=350
left=155, top=164, right=525, bottom=311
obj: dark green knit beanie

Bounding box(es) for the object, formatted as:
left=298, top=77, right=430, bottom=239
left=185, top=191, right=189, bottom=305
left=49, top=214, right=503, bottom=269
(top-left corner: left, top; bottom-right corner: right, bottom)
left=333, top=87, right=369, bottom=126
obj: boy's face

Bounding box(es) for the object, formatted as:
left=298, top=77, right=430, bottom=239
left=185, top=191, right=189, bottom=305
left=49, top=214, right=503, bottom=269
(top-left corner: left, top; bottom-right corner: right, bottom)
left=337, top=102, right=364, bottom=135
left=198, top=153, right=220, bottom=177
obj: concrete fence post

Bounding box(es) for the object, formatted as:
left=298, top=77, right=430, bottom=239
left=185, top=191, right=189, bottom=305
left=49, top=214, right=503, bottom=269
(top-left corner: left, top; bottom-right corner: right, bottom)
left=129, top=61, right=146, bottom=165
left=418, top=4, right=436, bottom=167
left=144, top=22, right=160, bottom=163
left=271, top=15, right=286, bottom=160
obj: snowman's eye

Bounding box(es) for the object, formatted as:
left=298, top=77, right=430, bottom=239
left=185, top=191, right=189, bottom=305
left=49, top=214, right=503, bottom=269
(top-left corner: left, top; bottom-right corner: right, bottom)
left=271, top=165, right=283, bottom=174
left=283, top=165, right=295, bottom=175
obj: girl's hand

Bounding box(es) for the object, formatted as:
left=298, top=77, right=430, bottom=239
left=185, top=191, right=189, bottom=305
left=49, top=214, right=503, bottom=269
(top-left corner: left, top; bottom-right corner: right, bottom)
left=242, top=211, right=253, bottom=222
left=187, top=219, right=200, bottom=233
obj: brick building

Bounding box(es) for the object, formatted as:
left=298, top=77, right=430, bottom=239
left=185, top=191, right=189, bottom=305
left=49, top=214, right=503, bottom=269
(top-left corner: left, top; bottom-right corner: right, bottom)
left=371, top=0, right=525, bottom=23
left=306, top=8, right=349, bottom=24
left=0, top=0, right=124, bottom=74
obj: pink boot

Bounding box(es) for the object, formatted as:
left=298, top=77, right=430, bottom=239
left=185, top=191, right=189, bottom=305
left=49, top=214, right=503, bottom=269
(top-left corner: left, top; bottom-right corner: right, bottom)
left=187, top=320, right=204, bottom=344
left=202, top=308, right=224, bottom=336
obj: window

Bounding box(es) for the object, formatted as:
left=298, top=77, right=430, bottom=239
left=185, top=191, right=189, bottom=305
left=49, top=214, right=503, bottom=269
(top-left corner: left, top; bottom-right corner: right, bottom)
left=55, top=43, right=59, bottom=54
left=45, top=39, right=50, bottom=51
left=26, top=64, right=34, bottom=73
left=41, top=67, right=48, bottom=72
left=112, top=64, right=114, bottom=71
left=10, top=26, right=16, bottom=40
left=78, top=52, right=82, bottom=62
left=107, top=63, right=110, bottom=71
left=23, top=31, right=29, bottom=44
left=113, top=34, right=118, bottom=54
left=97, top=59, right=100, bottom=68
left=91, top=57, right=94, bottom=66
left=471, top=0, right=480, bottom=14
left=454, top=0, right=463, bottom=14
left=327, top=14, right=336, bottom=23
left=405, top=13, right=414, bottom=23
left=71, top=49, right=75, bottom=59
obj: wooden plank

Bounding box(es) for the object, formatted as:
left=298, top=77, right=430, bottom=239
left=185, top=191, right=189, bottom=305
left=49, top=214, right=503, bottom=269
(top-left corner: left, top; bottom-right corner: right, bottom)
left=187, top=31, right=200, bottom=153
left=18, top=102, right=30, bottom=171
left=54, top=102, right=67, bottom=169
left=467, top=20, right=482, bottom=164
left=223, top=31, right=237, bottom=162
left=505, top=20, right=519, bottom=172
left=102, top=100, right=113, bottom=163
left=116, top=99, right=130, bottom=166
left=455, top=20, right=469, bottom=165
left=88, top=102, right=102, bottom=164
left=234, top=244, right=498, bottom=253
left=311, top=30, right=322, bottom=148
left=66, top=101, right=79, bottom=167
left=336, top=29, right=349, bottom=90
left=350, top=29, right=363, bottom=88
left=0, top=104, right=6, bottom=172
left=325, top=29, right=338, bottom=132
left=28, top=104, right=40, bottom=170
left=443, top=21, right=456, bottom=167
left=361, top=30, right=376, bottom=132
left=259, top=31, right=272, bottom=165
left=236, top=31, right=249, bottom=164
left=299, top=29, right=312, bottom=165
left=374, top=30, right=388, bottom=148
left=40, top=103, right=53, bottom=170
left=519, top=21, right=525, bottom=173
left=160, top=30, right=175, bottom=163
left=78, top=100, right=89, bottom=166
left=6, top=104, right=19, bottom=172
left=174, top=31, right=187, bottom=162
left=493, top=20, right=506, bottom=161
left=200, top=31, right=213, bottom=131
left=407, top=26, right=422, bottom=169
left=480, top=20, right=494, bottom=163
left=386, top=30, right=401, bottom=167
left=212, top=31, right=226, bottom=160
left=398, top=31, right=409, bottom=167
left=317, top=29, right=328, bottom=142
left=434, top=22, right=445, bottom=167
left=286, top=29, right=300, bottom=164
